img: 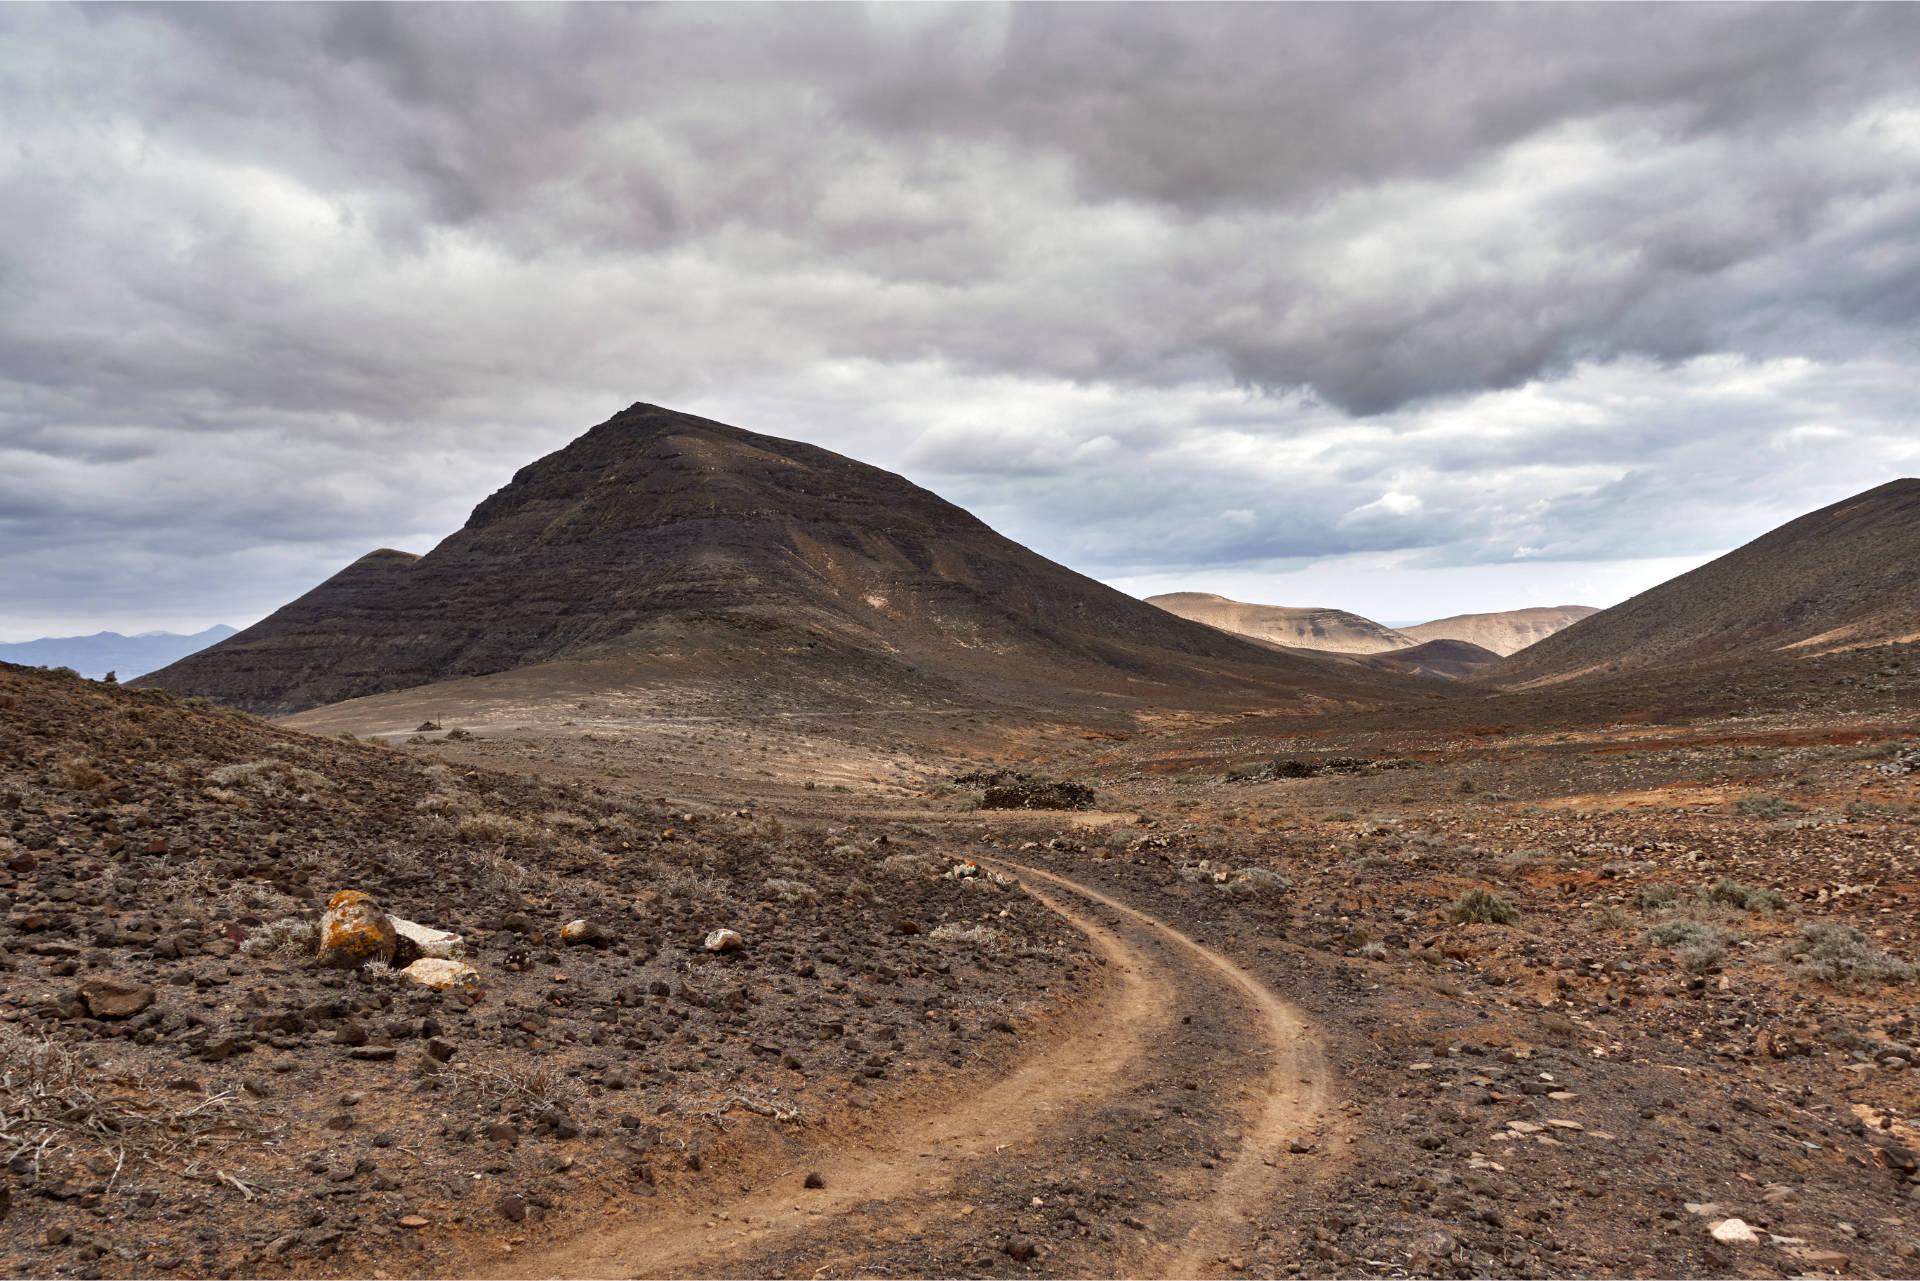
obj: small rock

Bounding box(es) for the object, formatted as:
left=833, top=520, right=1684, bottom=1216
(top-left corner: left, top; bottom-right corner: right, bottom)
left=560, top=919, right=610, bottom=948
left=401, top=958, right=478, bottom=991
left=803, top=1171, right=825, bottom=1189
left=78, top=977, right=155, bottom=1019
left=391, top=918, right=464, bottom=961
left=45, top=1226, right=72, bottom=1246
left=704, top=929, right=745, bottom=953
left=1684, top=1202, right=1723, bottom=1218
left=1710, top=1218, right=1759, bottom=1245
left=398, top=1215, right=429, bottom=1230
left=318, top=891, right=398, bottom=969
left=1407, top=1229, right=1457, bottom=1259
left=496, top=1194, right=528, bottom=1223
left=1004, top=1237, right=1040, bottom=1262
left=348, top=1046, right=397, bottom=1062
left=425, top=1038, right=457, bottom=1063
left=1289, top=1138, right=1314, bottom=1154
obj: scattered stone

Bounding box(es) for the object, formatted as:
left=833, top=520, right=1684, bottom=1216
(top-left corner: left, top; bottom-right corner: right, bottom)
left=77, top=977, right=155, bottom=1019
left=496, top=1194, right=528, bottom=1223
left=1289, top=1138, right=1315, bottom=1154
left=318, top=890, right=398, bottom=969
left=1408, top=1229, right=1457, bottom=1259
left=803, top=1171, right=825, bottom=1189
left=1003, top=1237, right=1040, bottom=1261
left=704, top=929, right=745, bottom=953
left=391, top=917, right=464, bottom=961
left=1710, top=1218, right=1759, bottom=1245
left=402, top=958, right=479, bottom=990
left=560, top=918, right=610, bottom=948
left=398, top=1215, right=429, bottom=1230
left=425, top=1038, right=457, bottom=1063
left=348, top=1045, right=397, bottom=1062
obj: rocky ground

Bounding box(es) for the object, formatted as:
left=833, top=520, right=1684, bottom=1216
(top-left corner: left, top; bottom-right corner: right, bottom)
left=8, top=644, right=1920, bottom=1279
left=0, top=664, right=1082, bottom=1279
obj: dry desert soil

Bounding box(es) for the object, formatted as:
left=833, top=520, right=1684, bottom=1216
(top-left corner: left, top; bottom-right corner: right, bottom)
left=8, top=637, right=1920, bottom=1280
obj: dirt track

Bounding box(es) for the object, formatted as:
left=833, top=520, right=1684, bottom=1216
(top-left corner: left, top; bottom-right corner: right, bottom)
left=483, top=863, right=1332, bottom=1280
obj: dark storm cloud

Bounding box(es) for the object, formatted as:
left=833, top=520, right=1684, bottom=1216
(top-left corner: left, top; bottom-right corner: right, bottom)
left=2, top=3, right=1918, bottom=635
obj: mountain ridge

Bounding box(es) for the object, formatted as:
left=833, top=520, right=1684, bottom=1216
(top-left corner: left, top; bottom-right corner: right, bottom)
left=138, top=404, right=1432, bottom=716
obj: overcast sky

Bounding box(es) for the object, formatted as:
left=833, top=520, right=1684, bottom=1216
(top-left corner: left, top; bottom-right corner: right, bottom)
left=4, top=3, right=1918, bottom=640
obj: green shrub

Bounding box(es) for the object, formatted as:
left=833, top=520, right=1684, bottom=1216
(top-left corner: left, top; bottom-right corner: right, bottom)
left=1784, top=922, right=1913, bottom=988
left=1704, top=879, right=1785, bottom=912
left=1636, top=883, right=1681, bottom=910
left=1734, top=793, right=1802, bottom=820
left=1447, top=889, right=1520, bottom=925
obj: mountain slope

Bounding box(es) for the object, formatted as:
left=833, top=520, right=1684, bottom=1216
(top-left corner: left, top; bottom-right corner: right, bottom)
left=138, top=404, right=1428, bottom=716
left=1359, top=638, right=1504, bottom=680
left=1487, top=479, right=1920, bottom=688
left=1146, top=593, right=1417, bottom=654
left=0, top=625, right=237, bottom=681
left=1400, top=606, right=1598, bottom=657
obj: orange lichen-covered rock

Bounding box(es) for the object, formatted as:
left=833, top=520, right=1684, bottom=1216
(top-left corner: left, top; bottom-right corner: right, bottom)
left=319, top=890, right=398, bottom=969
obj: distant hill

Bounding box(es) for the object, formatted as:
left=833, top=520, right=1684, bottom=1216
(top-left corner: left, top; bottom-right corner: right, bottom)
left=1487, top=479, right=1920, bottom=688
left=1359, top=638, right=1504, bottom=680
left=0, top=626, right=237, bottom=681
left=138, top=404, right=1434, bottom=717
left=1401, top=606, right=1599, bottom=657
left=1147, top=593, right=1417, bottom=654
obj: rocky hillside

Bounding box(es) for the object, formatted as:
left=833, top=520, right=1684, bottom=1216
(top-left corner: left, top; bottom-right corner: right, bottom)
left=138, top=405, right=1422, bottom=717
left=1400, top=606, right=1598, bottom=657
left=1146, top=593, right=1416, bottom=654
left=1489, top=479, right=1920, bottom=687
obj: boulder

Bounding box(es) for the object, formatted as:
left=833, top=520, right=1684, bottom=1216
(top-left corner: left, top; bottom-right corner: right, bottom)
left=318, top=891, right=397, bottom=969
left=402, top=958, right=478, bottom=991
left=560, top=919, right=610, bottom=948
left=704, top=928, right=745, bottom=953
left=78, top=977, right=155, bottom=1019
left=390, top=917, right=463, bottom=962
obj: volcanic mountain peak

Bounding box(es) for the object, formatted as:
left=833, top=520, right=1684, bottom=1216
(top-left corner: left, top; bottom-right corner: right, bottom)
left=1488, top=477, right=1920, bottom=688
left=139, top=404, right=1429, bottom=716
left=1146, top=592, right=1417, bottom=654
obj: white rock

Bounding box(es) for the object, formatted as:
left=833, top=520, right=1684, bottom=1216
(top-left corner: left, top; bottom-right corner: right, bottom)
left=402, top=958, right=478, bottom=990
left=705, top=928, right=746, bottom=953
left=1710, top=1218, right=1758, bottom=1245
left=392, top=917, right=464, bottom=960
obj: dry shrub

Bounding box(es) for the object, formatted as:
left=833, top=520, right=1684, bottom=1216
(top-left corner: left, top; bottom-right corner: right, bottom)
left=761, top=878, right=818, bottom=908
left=238, top=916, right=317, bottom=959
left=930, top=923, right=1005, bottom=952
left=1447, top=889, right=1520, bottom=925
left=879, top=852, right=939, bottom=877
left=51, top=755, right=109, bottom=791
left=456, top=811, right=536, bottom=844
left=205, top=758, right=329, bottom=801
left=0, top=1029, right=254, bottom=1182
left=446, top=1062, right=587, bottom=1115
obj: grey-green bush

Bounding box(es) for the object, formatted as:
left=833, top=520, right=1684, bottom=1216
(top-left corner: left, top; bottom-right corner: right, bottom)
left=1447, top=889, right=1520, bottom=925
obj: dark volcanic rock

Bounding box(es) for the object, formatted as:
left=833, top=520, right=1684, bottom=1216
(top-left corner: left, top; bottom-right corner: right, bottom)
left=133, top=403, right=1422, bottom=716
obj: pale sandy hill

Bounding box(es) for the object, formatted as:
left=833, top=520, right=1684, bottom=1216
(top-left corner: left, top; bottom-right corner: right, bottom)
left=1401, top=606, right=1599, bottom=657
left=1147, top=593, right=1418, bottom=654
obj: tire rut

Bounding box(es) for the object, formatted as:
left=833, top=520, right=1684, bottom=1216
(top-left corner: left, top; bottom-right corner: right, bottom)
left=478, top=863, right=1329, bottom=1279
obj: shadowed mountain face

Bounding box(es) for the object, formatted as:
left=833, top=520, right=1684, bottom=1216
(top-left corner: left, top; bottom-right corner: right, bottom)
left=138, top=404, right=1427, bottom=716
left=1488, top=479, right=1920, bottom=688
left=1400, top=606, right=1598, bottom=657
left=1146, top=593, right=1416, bottom=653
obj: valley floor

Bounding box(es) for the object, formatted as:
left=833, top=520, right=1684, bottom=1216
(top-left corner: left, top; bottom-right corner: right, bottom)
left=7, top=647, right=1920, bottom=1279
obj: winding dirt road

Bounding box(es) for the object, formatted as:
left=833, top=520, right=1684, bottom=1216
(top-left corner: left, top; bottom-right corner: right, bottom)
left=480, top=863, right=1332, bottom=1279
